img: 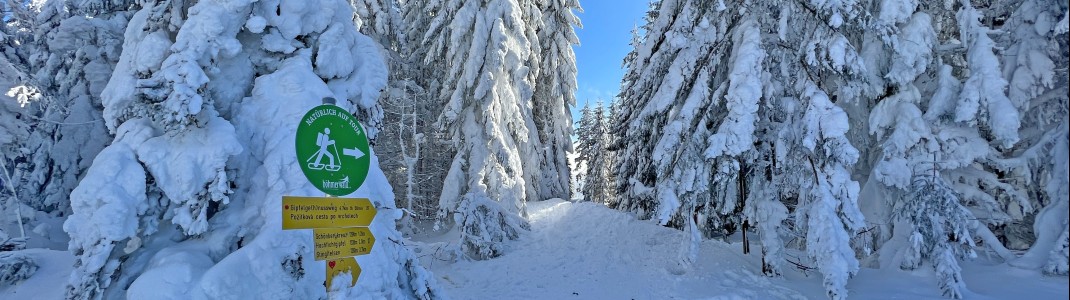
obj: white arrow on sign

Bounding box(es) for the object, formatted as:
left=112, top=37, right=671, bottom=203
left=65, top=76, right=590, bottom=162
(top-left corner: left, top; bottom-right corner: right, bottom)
left=342, top=147, right=365, bottom=160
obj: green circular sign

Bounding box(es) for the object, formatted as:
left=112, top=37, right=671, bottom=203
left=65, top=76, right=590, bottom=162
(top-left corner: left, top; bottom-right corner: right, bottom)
left=296, top=105, right=370, bottom=196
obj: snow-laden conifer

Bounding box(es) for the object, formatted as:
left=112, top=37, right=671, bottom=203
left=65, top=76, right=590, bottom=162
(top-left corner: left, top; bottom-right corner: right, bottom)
left=531, top=0, right=582, bottom=201
left=408, top=0, right=539, bottom=259
left=611, top=1, right=869, bottom=297
left=62, top=1, right=443, bottom=299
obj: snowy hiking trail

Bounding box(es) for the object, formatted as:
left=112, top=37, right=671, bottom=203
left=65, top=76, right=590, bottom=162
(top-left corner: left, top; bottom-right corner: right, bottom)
left=417, top=199, right=1069, bottom=300
left=418, top=200, right=807, bottom=299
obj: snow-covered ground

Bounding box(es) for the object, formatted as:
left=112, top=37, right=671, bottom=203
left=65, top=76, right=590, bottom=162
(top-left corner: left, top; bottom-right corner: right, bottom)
left=3, top=199, right=1067, bottom=299
left=0, top=248, right=73, bottom=300
left=414, top=199, right=1069, bottom=300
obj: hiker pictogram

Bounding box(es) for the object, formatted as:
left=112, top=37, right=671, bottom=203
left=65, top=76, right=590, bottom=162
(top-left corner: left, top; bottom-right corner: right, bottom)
left=306, top=128, right=367, bottom=172
left=308, top=128, right=341, bottom=171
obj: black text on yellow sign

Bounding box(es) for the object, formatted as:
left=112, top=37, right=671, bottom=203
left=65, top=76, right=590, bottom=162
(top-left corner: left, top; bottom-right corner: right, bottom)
left=313, top=227, right=376, bottom=261
left=326, top=257, right=360, bottom=289
left=282, top=196, right=376, bottom=229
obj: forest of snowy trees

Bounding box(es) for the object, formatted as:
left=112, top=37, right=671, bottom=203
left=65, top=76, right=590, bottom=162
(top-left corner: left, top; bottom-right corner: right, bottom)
left=0, top=0, right=1066, bottom=299
left=572, top=0, right=1068, bottom=299
left=1, top=0, right=581, bottom=298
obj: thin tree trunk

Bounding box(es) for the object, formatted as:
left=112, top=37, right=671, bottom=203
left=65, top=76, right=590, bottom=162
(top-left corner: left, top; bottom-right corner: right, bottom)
left=0, top=158, right=26, bottom=238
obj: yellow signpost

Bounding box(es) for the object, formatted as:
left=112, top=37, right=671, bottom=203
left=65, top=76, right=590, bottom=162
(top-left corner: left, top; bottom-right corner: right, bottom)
left=325, top=257, right=361, bottom=289
left=280, top=196, right=376, bottom=288
left=282, top=196, right=376, bottom=229
left=313, top=227, right=376, bottom=261
left=288, top=101, right=378, bottom=291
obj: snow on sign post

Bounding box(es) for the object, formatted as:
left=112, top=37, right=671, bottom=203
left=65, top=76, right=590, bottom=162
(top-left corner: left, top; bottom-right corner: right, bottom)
left=296, top=103, right=371, bottom=196
left=284, top=98, right=378, bottom=292
left=326, top=257, right=361, bottom=290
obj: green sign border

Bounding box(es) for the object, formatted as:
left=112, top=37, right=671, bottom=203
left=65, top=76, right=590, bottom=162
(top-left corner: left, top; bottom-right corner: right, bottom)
left=295, top=105, right=370, bottom=196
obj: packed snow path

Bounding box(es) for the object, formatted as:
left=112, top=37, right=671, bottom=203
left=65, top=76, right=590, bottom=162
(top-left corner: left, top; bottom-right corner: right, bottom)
left=418, top=200, right=806, bottom=299
left=416, top=199, right=1069, bottom=300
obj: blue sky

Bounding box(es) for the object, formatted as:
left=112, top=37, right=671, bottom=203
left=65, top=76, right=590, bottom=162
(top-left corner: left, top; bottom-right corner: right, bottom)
left=570, top=0, right=649, bottom=124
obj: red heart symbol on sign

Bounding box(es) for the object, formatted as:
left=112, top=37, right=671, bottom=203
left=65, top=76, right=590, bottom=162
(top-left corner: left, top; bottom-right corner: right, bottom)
left=284, top=205, right=289, bottom=210
left=328, top=261, right=336, bottom=269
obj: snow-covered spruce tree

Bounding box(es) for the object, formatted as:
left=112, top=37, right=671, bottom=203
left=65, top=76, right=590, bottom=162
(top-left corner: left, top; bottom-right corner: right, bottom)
left=377, top=50, right=458, bottom=234
left=937, top=0, right=1035, bottom=265
left=0, top=0, right=129, bottom=256
left=0, top=7, right=35, bottom=239
left=863, top=3, right=977, bottom=297
left=898, top=172, right=975, bottom=297
left=348, top=0, right=405, bottom=143
left=0, top=26, right=34, bottom=268
left=407, top=0, right=544, bottom=259
left=15, top=0, right=129, bottom=216
left=382, top=0, right=465, bottom=227
left=574, top=103, right=595, bottom=177
left=63, top=0, right=442, bottom=299
left=611, top=0, right=773, bottom=240
left=989, top=0, right=1070, bottom=274
left=775, top=85, right=867, bottom=300
left=742, top=113, right=788, bottom=277
left=755, top=7, right=871, bottom=297
left=1049, top=220, right=1070, bottom=275
left=866, top=65, right=981, bottom=299
left=530, top=0, right=581, bottom=201
left=350, top=0, right=404, bottom=49
left=601, top=100, right=621, bottom=206
left=575, top=101, right=612, bottom=204
left=611, top=1, right=867, bottom=297
left=866, top=66, right=982, bottom=299
left=378, top=74, right=440, bottom=232
left=351, top=0, right=430, bottom=232
left=585, top=101, right=615, bottom=205
left=610, top=0, right=667, bottom=219
left=349, top=0, right=402, bottom=142
left=858, top=0, right=1068, bottom=295
left=575, top=102, right=597, bottom=160
left=515, top=0, right=548, bottom=206
left=571, top=102, right=594, bottom=201
left=63, top=1, right=242, bottom=296
left=605, top=22, right=637, bottom=208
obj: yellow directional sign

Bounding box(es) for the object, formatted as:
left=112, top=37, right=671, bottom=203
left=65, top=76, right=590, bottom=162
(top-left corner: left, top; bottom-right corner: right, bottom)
left=313, top=227, right=376, bottom=261
left=326, top=257, right=360, bottom=289
left=282, top=196, right=376, bottom=229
